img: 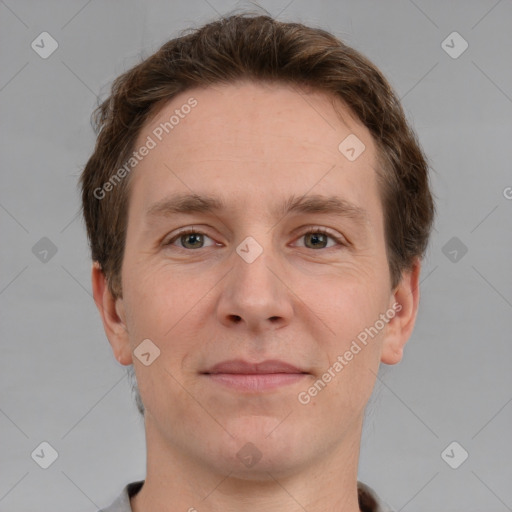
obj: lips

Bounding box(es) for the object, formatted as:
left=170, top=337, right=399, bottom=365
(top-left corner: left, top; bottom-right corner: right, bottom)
left=201, top=359, right=308, bottom=392
left=203, top=359, right=307, bottom=375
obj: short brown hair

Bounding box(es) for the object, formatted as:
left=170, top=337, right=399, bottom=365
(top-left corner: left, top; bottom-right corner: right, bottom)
left=80, top=13, right=435, bottom=298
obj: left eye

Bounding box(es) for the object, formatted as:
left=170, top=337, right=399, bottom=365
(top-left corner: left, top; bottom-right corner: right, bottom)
left=293, top=229, right=344, bottom=249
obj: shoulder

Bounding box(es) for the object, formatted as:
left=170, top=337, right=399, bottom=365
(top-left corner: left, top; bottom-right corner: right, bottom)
left=99, top=480, right=393, bottom=512
left=358, top=481, right=395, bottom=512
left=97, top=480, right=144, bottom=512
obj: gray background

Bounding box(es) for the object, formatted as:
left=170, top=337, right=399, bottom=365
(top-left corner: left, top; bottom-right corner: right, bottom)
left=1, top=1, right=511, bottom=511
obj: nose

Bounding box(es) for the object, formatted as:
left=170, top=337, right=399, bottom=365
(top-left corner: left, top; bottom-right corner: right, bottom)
left=215, top=241, right=294, bottom=332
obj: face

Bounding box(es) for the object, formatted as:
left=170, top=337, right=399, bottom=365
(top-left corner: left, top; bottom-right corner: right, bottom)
left=95, top=80, right=419, bottom=479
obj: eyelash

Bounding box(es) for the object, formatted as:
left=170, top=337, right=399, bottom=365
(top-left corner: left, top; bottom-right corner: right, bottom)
left=164, top=227, right=347, bottom=250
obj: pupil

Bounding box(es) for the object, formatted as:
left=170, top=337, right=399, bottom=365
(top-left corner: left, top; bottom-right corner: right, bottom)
left=308, top=233, right=326, bottom=248
left=185, top=233, right=202, bottom=248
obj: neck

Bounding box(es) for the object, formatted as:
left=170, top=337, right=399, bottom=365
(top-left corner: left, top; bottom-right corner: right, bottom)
left=131, top=415, right=364, bottom=512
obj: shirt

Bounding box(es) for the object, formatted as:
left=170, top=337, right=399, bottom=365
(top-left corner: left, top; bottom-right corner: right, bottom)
left=98, top=480, right=395, bottom=512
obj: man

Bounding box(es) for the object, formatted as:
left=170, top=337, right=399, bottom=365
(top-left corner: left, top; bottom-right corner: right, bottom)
left=81, top=13, right=434, bottom=512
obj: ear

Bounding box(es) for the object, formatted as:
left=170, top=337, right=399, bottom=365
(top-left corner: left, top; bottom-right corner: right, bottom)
left=381, top=258, right=421, bottom=365
left=91, top=262, right=133, bottom=366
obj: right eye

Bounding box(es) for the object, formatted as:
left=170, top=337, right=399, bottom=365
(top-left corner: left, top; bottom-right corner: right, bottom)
left=164, top=228, right=218, bottom=250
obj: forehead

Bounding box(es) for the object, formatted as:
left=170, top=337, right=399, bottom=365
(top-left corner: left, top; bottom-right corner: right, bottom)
left=128, top=80, right=380, bottom=220
left=142, top=80, right=371, bottom=161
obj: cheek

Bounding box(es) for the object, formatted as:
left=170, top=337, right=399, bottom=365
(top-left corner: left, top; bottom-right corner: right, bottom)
left=305, top=280, right=386, bottom=412
left=303, top=263, right=389, bottom=338
left=303, top=268, right=389, bottom=406
left=122, top=261, right=180, bottom=331
left=122, top=264, right=217, bottom=368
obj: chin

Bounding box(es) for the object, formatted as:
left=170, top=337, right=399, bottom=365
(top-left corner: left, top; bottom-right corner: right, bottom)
left=208, top=418, right=312, bottom=478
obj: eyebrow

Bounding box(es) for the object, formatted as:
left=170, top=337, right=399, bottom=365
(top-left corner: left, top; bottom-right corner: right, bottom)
left=146, top=193, right=369, bottom=226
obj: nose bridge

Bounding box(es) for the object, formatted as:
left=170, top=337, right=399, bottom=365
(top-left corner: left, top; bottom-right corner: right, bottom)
left=216, top=229, right=293, bottom=329
left=232, top=232, right=280, bottom=300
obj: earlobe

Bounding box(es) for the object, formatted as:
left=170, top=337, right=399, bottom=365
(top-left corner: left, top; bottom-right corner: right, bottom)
left=380, top=259, right=421, bottom=365
left=91, top=262, right=133, bottom=366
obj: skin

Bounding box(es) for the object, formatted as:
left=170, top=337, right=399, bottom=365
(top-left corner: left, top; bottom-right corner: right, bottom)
left=92, top=80, right=420, bottom=512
